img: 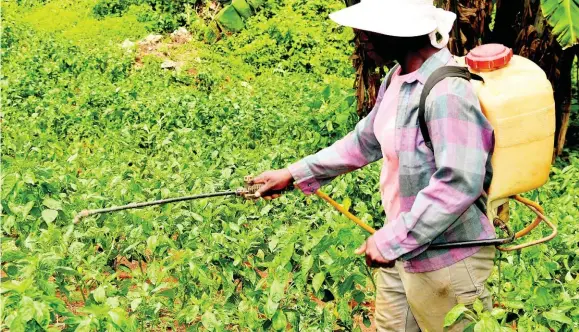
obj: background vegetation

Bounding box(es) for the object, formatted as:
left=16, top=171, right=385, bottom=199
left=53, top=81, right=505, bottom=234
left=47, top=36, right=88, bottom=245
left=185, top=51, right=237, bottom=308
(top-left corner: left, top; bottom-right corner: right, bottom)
left=1, top=0, right=578, bottom=331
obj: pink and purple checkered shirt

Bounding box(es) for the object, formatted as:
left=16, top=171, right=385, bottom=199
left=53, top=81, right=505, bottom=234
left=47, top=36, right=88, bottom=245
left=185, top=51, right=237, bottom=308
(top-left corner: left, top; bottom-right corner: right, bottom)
left=288, top=48, right=496, bottom=273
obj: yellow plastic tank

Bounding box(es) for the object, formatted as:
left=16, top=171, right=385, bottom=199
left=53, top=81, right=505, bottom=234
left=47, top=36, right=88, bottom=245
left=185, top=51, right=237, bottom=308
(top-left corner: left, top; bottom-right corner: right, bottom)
left=457, top=44, right=555, bottom=206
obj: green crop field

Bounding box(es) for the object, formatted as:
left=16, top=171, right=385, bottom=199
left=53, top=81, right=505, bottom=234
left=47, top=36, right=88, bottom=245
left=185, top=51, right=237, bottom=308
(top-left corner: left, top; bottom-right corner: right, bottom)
left=1, top=0, right=578, bottom=331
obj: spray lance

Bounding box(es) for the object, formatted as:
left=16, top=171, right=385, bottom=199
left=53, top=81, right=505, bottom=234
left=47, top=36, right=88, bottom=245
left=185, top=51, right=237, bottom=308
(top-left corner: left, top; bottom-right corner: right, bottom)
left=73, top=176, right=264, bottom=224
left=72, top=175, right=361, bottom=227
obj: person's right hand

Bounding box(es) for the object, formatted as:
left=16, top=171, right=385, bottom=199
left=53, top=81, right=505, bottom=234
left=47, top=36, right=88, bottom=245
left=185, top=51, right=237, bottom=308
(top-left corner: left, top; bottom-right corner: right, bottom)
left=252, top=169, right=293, bottom=200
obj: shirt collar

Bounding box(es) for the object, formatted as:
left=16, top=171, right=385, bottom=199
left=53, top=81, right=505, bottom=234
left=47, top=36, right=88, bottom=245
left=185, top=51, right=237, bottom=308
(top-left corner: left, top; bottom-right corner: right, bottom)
left=401, top=48, right=453, bottom=85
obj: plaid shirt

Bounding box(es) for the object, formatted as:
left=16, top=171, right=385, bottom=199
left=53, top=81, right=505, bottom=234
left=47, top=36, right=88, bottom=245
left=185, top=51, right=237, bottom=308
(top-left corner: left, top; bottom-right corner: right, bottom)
left=288, top=48, right=496, bottom=272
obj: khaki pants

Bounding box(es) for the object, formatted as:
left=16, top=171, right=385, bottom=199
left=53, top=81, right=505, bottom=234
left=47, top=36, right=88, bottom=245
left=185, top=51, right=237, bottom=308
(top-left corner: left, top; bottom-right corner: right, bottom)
left=374, top=246, right=495, bottom=332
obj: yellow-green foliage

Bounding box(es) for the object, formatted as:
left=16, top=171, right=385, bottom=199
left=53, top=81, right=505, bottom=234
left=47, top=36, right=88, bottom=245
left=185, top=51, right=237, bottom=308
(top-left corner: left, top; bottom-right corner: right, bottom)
left=7, top=0, right=149, bottom=48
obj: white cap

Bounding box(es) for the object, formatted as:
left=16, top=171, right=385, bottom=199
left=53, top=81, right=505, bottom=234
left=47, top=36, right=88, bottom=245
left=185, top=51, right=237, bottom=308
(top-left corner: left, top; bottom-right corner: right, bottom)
left=329, top=0, right=457, bottom=48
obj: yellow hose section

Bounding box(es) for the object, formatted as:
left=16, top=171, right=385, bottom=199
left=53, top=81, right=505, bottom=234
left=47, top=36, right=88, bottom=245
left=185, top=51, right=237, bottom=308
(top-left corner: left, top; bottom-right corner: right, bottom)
left=315, top=190, right=376, bottom=234
left=513, top=195, right=544, bottom=239
left=315, top=190, right=548, bottom=244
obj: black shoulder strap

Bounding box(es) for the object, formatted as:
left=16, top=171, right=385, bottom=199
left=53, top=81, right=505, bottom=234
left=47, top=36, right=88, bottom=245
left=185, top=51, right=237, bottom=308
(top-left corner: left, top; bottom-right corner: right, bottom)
left=418, top=66, right=484, bottom=151
left=419, top=67, right=487, bottom=215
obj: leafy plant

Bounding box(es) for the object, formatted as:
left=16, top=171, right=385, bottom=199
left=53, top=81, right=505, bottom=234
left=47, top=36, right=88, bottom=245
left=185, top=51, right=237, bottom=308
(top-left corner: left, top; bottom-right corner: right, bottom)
left=93, top=0, right=135, bottom=18
left=541, top=0, right=579, bottom=49
left=444, top=299, right=512, bottom=332
left=1, top=0, right=578, bottom=331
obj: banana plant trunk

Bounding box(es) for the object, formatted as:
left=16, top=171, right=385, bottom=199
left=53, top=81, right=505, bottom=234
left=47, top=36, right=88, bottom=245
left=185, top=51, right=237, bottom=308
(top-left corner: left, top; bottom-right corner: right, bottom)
left=346, top=0, right=577, bottom=156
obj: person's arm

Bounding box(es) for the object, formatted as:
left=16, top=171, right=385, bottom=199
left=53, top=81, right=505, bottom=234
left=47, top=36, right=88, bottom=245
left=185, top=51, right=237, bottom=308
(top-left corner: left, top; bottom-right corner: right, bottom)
left=255, top=78, right=391, bottom=197
left=286, top=84, right=387, bottom=195
left=373, top=78, right=494, bottom=260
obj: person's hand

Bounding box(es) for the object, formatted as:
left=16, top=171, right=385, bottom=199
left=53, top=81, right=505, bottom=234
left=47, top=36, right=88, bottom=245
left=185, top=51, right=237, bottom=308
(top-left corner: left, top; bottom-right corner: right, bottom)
left=355, top=236, right=394, bottom=268
left=252, top=169, right=293, bottom=200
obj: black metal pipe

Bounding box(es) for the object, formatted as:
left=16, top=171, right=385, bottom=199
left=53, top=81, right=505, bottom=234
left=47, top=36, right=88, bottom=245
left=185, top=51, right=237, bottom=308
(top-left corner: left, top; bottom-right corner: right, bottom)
left=73, top=190, right=237, bottom=223
left=428, top=218, right=516, bottom=249
left=428, top=237, right=514, bottom=249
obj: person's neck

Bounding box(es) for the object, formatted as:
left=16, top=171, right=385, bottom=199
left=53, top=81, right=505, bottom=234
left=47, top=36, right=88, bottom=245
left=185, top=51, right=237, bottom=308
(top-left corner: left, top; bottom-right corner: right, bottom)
left=396, top=46, right=440, bottom=74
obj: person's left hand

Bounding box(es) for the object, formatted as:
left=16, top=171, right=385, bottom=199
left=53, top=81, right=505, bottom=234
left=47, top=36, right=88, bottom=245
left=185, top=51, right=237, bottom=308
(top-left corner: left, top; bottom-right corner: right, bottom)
left=355, top=236, right=395, bottom=268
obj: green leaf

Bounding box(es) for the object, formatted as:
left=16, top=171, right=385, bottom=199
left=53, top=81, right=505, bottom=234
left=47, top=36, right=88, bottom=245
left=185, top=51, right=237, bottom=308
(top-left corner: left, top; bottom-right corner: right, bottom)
left=1, top=173, right=19, bottom=197
left=191, top=212, right=203, bottom=222
left=490, top=308, right=507, bottom=320
left=1, top=250, right=26, bottom=262
left=325, top=120, right=333, bottom=132
left=533, top=287, right=553, bottom=307
left=473, top=313, right=501, bottom=332
left=268, top=237, right=279, bottom=251
left=146, top=235, right=158, bottom=252
left=69, top=316, right=95, bottom=332
left=19, top=296, right=36, bottom=322
left=204, top=21, right=220, bottom=43
left=22, top=201, right=35, bottom=218
left=301, top=255, right=314, bottom=276
left=108, top=307, right=132, bottom=329
left=246, top=0, right=264, bottom=10
left=2, top=216, right=15, bottom=233
left=261, top=204, right=273, bottom=216
left=55, top=266, right=80, bottom=276
left=41, top=209, right=58, bottom=223
left=338, top=274, right=355, bottom=296
left=342, top=197, right=352, bottom=211
left=543, top=309, right=573, bottom=325
left=177, top=304, right=199, bottom=324
left=503, top=300, right=524, bottom=310
left=285, top=310, right=298, bottom=329
left=270, top=278, right=284, bottom=302
left=473, top=299, right=484, bottom=315
left=229, top=222, right=240, bottom=233
left=337, top=298, right=352, bottom=325
left=444, top=304, right=469, bottom=327
left=363, top=316, right=372, bottom=327
left=93, top=286, right=106, bottom=303
left=321, top=85, right=331, bottom=100
left=201, top=311, right=220, bottom=329
left=9, top=313, right=27, bottom=331
left=232, top=0, right=252, bottom=19
left=277, top=243, right=294, bottom=267
left=130, top=298, right=142, bottom=312
left=265, top=297, right=279, bottom=318
left=23, top=171, right=35, bottom=185
left=541, top=0, right=579, bottom=49
left=2, top=279, right=34, bottom=294
left=272, top=310, right=287, bottom=330
left=106, top=296, right=120, bottom=309
left=312, top=272, right=325, bottom=293
left=18, top=297, right=50, bottom=328
left=42, top=197, right=62, bottom=210
left=216, top=5, right=244, bottom=32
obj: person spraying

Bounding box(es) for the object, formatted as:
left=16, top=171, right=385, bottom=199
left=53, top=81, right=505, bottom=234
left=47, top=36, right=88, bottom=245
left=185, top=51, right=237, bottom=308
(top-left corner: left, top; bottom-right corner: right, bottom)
left=253, top=1, right=496, bottom=330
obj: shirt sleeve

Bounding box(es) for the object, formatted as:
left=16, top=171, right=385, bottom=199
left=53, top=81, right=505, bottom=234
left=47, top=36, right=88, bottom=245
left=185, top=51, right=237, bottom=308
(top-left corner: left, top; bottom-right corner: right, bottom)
left=374, top=78, right=494, bottom=260
left=287, top=81, right=389, bottom=195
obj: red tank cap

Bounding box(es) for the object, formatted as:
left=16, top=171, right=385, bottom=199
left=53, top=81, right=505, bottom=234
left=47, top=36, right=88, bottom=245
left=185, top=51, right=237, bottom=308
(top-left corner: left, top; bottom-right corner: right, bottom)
left=465, top=44, right=513, bottom=71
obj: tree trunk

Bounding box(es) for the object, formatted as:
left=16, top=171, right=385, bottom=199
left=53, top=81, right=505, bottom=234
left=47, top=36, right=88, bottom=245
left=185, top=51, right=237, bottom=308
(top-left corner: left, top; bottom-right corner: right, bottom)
left=436, top=0, right=493, bottom=55
left=351, top=30, right=386, bottom=116
left=555, top=47, right=578, bottom=154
